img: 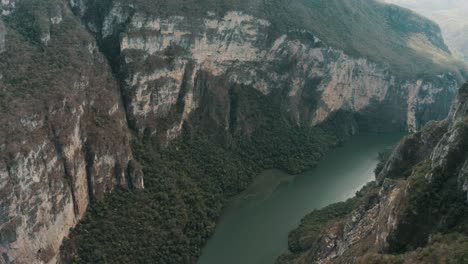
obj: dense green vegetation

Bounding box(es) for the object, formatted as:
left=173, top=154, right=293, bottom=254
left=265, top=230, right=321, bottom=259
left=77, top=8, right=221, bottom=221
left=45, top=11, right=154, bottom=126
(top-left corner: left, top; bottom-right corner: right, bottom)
left=276, top=183, right=378, bottom=264
left=63, top=135, right=337, bottom=263
left=2, top=0, right=466, bottom=263
left=277, top=129, right=468, bottom=264
left=357, top=232, right=468, bottom=264
left=388, top=158, right=468, bottom=253
left=62, top=137, right=257, bottom=263
left=62, top=84, right=354, bottom=263
left=277, top=159, right=468, bottom=264
left=0, top=0, right=96, bottom=101
left=287, top=199, right=358, bottom=252
left=276, top=104, right=468, bottom=262
left=229, top=86, right=351, bottom=174
left=374, top=146, right=396, bottom=175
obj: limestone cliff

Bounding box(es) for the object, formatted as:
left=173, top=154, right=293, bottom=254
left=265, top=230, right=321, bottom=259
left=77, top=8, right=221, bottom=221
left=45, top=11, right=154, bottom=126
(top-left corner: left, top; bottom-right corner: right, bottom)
left=278, top=83, right=468, bottom=264
left=384, top=0, right=468, bottom=64
left=0, top=1, right=142, bottom=263
left=0, top=0, right=466, bottom=263
left=72, top=0, right=463, bottom=139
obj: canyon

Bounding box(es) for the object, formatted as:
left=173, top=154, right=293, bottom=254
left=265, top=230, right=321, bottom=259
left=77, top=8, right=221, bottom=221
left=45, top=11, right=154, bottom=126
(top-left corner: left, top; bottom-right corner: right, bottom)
left=0, top=0, right=466, bottom=263
left=278, top=82, right=468, bottom=264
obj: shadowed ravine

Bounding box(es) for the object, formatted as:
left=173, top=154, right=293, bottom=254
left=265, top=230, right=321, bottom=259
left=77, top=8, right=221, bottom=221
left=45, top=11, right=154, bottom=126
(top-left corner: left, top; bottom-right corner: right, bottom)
left=199, top=133, right=405, bottom=264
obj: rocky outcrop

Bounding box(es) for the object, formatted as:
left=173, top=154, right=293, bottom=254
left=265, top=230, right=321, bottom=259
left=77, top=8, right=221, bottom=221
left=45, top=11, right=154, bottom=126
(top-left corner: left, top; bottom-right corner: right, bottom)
left=0, top=0, right=466, bottom=263
left=279, top=83, right=468, bottom=264
left=0, top=1, right=142, bottom=263
left=74, top=1, right=462, bottom=140
left=0, top=0, right=15, bottom=16
left=0, top=20, right=5, bottom=53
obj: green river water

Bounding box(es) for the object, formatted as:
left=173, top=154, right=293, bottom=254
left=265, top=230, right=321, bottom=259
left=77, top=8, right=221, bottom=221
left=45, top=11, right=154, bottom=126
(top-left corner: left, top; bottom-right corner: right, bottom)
left=198, top=133, right=405, bottom=264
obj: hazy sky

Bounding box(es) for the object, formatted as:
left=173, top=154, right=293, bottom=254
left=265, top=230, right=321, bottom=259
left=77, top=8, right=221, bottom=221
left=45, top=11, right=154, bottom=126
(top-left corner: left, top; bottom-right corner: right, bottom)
left=384, top=0, right=468, bottom=62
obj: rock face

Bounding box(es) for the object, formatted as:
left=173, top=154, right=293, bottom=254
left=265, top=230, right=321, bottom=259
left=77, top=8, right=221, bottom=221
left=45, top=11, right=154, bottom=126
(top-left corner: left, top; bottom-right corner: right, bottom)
left=0, top=0, right=465, bottom=263
left=0, top=1, right=142, bottom=263
left=74, top=1, right=462, bottom=137
left=0, top=20, right=5, bottom=53
left=385, top=0, right=468, bottom=63
left=280, top=83, right=468, bottom=264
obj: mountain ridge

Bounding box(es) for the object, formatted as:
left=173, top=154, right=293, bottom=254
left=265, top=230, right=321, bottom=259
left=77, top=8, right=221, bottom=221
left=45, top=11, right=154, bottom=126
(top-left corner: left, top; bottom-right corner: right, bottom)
left=0, top=0, right=466, bottom=263
left=73, top=0, right=466, bottom=78
left=384, top=0, right=468, bottom=64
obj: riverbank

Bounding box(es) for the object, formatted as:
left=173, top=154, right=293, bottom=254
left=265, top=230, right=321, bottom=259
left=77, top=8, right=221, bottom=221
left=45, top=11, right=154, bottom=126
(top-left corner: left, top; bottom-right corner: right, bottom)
left=199, top=133, right=405, bottom=264
left=61, top=109, right=357, bottom=263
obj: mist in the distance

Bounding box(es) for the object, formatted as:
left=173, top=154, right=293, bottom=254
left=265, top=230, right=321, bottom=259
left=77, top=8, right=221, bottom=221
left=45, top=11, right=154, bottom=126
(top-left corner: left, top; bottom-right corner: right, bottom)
left=385, top=0, right=468, bottom=63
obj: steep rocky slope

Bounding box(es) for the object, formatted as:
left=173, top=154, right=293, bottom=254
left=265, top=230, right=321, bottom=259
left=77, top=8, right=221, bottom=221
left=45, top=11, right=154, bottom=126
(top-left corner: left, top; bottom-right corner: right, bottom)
left=0, top=0, right=466, bottom=263
left=278, top=82, right=468, bottom=263
left=71, top=0, right=466, bottom=136
left=0, top=1, right=143, bottom=263
left=384, top=0, right=468, bottom=63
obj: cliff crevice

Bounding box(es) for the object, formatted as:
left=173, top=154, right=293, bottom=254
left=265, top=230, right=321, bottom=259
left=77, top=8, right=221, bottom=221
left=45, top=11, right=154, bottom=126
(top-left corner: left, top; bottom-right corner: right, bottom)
left=0, top=0, right=466, bottom=263
left=278, top=82, right=468, bottom=264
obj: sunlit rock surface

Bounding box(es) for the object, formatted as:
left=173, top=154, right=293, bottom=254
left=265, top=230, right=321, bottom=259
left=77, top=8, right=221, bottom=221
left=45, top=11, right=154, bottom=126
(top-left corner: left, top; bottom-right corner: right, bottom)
left=0, top=0, right=465, bottom=263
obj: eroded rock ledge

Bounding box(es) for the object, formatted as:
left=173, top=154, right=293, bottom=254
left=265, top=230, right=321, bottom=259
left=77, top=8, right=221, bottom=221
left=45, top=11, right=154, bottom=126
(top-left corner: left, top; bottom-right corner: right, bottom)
left=278, top=83, right=468, bottom=264
left=0, top=0, right=465, bottom=263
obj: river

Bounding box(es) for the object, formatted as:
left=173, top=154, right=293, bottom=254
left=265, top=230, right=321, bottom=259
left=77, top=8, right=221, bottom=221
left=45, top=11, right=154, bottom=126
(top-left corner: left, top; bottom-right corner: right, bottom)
left=198, top=133, right=405, bottom=264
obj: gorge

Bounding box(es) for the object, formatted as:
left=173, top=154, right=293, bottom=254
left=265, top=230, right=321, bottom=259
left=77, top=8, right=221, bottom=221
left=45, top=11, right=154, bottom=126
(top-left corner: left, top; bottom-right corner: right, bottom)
left=0, top=0, right=467, bottom=263
left=277, top=82, right=468, bottom=264
left=199, top=133, right=404, bottom=264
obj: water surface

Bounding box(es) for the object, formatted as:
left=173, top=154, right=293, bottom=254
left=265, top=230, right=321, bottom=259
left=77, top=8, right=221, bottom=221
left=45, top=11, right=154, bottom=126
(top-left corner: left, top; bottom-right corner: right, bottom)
left=199, top=133, right=404, bottom=264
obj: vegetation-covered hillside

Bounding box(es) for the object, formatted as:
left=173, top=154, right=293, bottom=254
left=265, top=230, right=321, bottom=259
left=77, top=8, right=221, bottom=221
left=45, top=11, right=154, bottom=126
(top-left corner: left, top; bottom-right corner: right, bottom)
left=61, top=88, right=357, bottom=263
left=81, top=0, right=466, bottom=78
left=277, top=82, right=468, bottom=264
left=0, top=0, right=466, bottom=263
left=385, top=0, right=468, bottom=63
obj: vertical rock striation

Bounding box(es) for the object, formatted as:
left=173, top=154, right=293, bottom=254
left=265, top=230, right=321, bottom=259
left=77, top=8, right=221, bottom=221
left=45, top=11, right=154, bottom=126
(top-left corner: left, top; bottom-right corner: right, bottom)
left=0, top=0, right=466, bottom=263
left=278, top=83, right=468, bottom=264
left=74, top=1, right=462, bottom=141
left=0, top=1, right=142, bottom=263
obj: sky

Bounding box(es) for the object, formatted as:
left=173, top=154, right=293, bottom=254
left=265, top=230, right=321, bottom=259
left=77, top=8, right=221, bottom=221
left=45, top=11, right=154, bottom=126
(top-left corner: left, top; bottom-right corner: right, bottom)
left=384, top=0, right=468, bottom=62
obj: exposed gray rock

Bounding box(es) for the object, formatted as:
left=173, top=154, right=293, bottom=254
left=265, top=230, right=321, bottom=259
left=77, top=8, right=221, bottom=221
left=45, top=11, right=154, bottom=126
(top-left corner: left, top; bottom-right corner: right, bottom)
left=290, top=82, right=468, bottom=264
left=90, top=7, right=460, bottom=141
left=0, top=0, right=15, bottom=16
left=0, top=1, right=465, bottom=263
left=0, top=2, right=137, bottom=263
left=0, top=19, right=5, bottom=53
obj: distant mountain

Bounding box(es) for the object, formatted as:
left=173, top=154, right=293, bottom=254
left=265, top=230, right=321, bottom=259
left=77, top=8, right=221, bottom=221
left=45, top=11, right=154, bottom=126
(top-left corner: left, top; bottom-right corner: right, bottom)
left=0, top=1, right=466, bottom=263
left=384, top=0, right=468, bottom=63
